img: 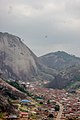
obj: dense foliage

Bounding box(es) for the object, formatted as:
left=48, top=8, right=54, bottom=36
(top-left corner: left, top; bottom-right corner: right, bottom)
left=7, top=81, right=26, bottom=93
left=54, top=104, right=60, bottom=111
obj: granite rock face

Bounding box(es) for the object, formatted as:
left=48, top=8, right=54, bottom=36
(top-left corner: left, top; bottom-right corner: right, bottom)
left=0, top=32, right=38, bottom=81
left=1, top=32, right=80, bottom=89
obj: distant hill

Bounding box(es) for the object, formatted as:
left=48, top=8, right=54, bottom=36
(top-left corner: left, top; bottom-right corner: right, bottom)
left=45, top=65, right=80, bottom=89
left=40, top=51, right=80, bottom=89
left=0, top=32, right=80, bottom=90
left=39, top=51, right=80, bottom=70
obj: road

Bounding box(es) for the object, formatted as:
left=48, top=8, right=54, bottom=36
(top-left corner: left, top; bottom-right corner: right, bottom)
left=55, top=102, right=63, bottom=120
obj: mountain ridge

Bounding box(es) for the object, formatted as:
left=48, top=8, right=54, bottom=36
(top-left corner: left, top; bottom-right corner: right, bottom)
left=0, top=32, right=80, bottom=90
left=39, top=51, right=80, bottom=71
left=0, top=32, right=56, bottom=82
left=0, top=32, right=39, bottom=81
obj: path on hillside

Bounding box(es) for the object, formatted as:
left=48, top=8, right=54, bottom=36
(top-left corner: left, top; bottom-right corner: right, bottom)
left=55, top=102, right=63, bottom=120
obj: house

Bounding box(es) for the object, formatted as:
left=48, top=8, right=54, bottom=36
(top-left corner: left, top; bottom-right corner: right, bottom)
left=21, top=99, right=31, bottom=104
left=7, top=114, right=18, bottom=120
left=20, top=112, right=28, bottom=118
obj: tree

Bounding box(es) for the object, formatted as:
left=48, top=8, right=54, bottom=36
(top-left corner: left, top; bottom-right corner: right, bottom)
left=54, top=104, right=60, bottom=111
left=48, top=114, right=54, bottom=120
left=47, top=100, right=50, bottom=104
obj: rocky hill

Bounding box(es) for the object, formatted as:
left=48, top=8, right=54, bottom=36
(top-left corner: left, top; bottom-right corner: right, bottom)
left=0, top=32, right=40, bottom=81
left=45, top=65, right=80, bottom=89
left=0, top=32, right=57, bottom=81
left=39, top=51, right=80, bottom=70
left=40, top=51, right=80, bottom=89
left=0, top=32, right=80, bottom=90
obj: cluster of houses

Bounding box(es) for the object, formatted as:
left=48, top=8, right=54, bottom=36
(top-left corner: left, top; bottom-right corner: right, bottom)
left=9, top=96, right=57, bottom=120
left=0, top=79, right=80, bottom=120
left=28, top=87, right=80, bottom=120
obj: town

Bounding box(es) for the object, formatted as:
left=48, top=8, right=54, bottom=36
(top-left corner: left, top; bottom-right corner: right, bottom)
left=27, top=81, right=80, bottom=120
left=0, top=80, right=80, bottom=120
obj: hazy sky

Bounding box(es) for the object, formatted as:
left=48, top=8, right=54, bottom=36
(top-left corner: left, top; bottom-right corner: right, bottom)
left=0, top=0, right=80, bottom=56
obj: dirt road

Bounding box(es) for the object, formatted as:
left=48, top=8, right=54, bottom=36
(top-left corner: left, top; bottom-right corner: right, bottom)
left=55, top=103, right=63, bottom=120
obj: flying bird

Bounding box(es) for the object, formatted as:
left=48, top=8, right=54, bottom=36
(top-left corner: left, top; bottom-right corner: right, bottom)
left=45, top=35, right=48, bottom=38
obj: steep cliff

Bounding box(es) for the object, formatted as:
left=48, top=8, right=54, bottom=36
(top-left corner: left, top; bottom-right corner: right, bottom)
left=0, top=32, right=38, bottom=81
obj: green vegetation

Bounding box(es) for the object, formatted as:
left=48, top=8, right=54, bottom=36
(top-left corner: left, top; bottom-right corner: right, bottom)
left=6, top=80, right=34, bottom=97
left=39, top=101, right=43, bottom=105
left=66, top=81, right=80, bottom=90
left=54, top=104, right=60, bottom=111
left=20, top=108, right=28, bottom=112
left=0, top=112, right=4, bottom=118
left=47, top=100, right=50, bottom=104
left=33, top=95, right=44, bottom=100
left=4, top=89, right=18, bottom=99
left=7, top=81, right=26, bottom=93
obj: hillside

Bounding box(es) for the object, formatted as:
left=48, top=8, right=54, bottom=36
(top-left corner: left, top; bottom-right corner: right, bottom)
left=0, top=32, right=80, bottom=90
left=40, top=51, right=80, bottom=89
left=46, top=65, right=80, bottom=89
left=0, top=32, right=39, bottom=81
left=0, top=78, right=26, bottom=99
left=0, top=94, right=16, bottom=114
left=39, top=51, right=80, bottom=70
left=0, top=78, right=27, bottom=114
left=0, top=32, right=57, bottom=82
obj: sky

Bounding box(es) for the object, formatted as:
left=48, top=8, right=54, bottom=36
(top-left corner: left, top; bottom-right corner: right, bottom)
left=0, top=0, right=80, bottom=57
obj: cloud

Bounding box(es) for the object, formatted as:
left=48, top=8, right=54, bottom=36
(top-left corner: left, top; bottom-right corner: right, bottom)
left=0, top=0, right=80, bottom=56
left=65, top=0, right=80, bottom=18
left=8, top=6, right=13, bottom=14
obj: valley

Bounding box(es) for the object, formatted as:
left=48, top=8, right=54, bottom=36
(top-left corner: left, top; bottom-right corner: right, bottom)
left=0, top=32, right=80, bottom=120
